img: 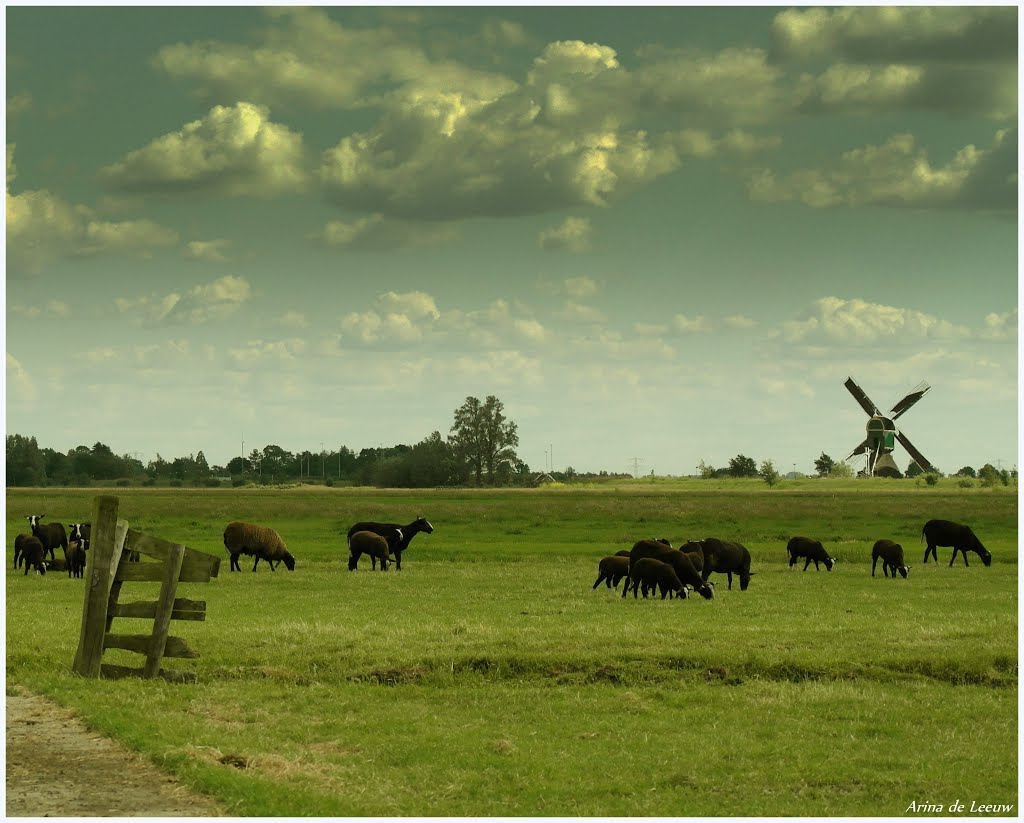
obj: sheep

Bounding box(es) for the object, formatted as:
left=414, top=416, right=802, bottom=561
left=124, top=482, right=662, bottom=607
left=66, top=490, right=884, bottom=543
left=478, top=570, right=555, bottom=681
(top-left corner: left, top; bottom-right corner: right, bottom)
left=921, top=519, right=992, bottom=567
left=347, top=530, right=395, bottom=571
left=786, top=536, right=836, bottom=571
left=699, top=537, right=755, bottom=590
left=345, top=516, right=433, bottom=570
left=678, top=540, right=705, bottom=574
left=66, top=538, right=88, bottom=579
left=13, top=533, right=34, bottom=569
left=223, top=522, right=295, bottom=572
left=622, top=539, right=714, bottom=600
left=872, top=540, right=909, bottom=579
left=626, top=557, right=688, bottom=600
left=70, top=522, right=138, bottom=563
left=26, top=515, right=68, bottom=563
left=20, top=536, right=47, bottom=575
left=592, top=555, right=630, bottom=590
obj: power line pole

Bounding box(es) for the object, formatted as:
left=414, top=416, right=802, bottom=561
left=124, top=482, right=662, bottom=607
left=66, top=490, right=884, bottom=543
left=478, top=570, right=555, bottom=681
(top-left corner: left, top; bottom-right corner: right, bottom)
left=629, top=457, right=644, bottom=477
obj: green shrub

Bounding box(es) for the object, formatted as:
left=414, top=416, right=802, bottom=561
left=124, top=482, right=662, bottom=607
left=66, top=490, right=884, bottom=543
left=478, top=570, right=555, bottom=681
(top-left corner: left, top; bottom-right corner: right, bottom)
left=924, top=473, right=940, bottom=486
left=958, top=478, right=975, bottom=489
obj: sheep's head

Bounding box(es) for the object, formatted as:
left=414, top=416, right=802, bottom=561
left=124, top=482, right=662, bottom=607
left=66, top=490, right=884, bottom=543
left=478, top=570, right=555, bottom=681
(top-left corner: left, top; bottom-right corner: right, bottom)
left=824, top=557, right=836, bottom=571
left=675, top=586, right=689, bottom=601
left=980, top=549, right=992, bottom=567
left=698, top=583, right=714, bottom=600
left=897, top=565, right=909, bottom=579
left=416, top=517, right=434, bottom=534
left=282, top=553, right=296, bottom=571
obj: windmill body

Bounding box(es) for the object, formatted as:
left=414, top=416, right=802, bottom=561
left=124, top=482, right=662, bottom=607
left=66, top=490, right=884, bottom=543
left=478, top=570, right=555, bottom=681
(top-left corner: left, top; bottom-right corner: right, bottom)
left=844, top=377, right=936, bottom=477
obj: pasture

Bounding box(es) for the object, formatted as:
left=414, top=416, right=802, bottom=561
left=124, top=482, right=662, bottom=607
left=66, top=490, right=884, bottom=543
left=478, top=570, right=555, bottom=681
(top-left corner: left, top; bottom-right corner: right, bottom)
left=6, top=481, right=1018, bottom=816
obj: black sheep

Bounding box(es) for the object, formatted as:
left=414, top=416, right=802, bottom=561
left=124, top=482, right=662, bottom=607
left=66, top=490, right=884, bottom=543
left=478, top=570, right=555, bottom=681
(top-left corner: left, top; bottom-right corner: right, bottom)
left=786, top=536, right=836, bottom=571
left=348, top=530, right=394, bottom=571
left=26, top=515, right=67, bottom=562
left=700, top=537, right=754, bottom=590
left=67, top=538, right=88, bottom=579
left=921, top=519, right=992, bottom=567
left=627, top=558, right=687, bottom=600
left=622, top=539, right=713, bottom=600
left=872, top=540, right=909, bottom=579
left=345, top=517, right=433, bottom=570
left=678, top=540, right=704, bottom=574
left=592, top=555, right=630, bottom=590
left=20, top=536, right=47, bottom=575
left=13, top=533, right=33, bottom=569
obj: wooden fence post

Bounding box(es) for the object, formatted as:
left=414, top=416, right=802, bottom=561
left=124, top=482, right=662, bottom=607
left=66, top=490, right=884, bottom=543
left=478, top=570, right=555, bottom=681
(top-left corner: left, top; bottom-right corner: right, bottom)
left=72, top=496, right=125, bottom=677
left=143, top=543, right=185, bottom=678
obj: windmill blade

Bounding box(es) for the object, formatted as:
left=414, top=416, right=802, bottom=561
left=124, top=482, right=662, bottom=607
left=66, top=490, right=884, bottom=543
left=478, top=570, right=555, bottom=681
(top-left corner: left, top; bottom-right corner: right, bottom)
left=896, top=430, right=936, bottom=474
left=844, top=377, right=880, bottom=417
left=846, top=438, right=871, bottom=459
left=890, top=381, right=931, bottom=420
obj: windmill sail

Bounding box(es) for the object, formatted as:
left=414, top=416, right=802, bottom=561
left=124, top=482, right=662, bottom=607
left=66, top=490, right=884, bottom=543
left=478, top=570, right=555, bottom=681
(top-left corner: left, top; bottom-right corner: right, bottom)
left=890, top=381, right=931, bottom=420
left=847, top=438, right=871, bottom=459
left=895, top=431, right=936, bottom=474
left=844, top=377, right=880, bottom=417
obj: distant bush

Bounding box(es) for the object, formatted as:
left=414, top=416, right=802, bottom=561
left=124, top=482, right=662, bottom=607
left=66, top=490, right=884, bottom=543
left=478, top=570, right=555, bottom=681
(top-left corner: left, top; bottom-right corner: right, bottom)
left=169, top=479, right=183, bottom=487
left=142, top=478, right=156, bottom=487
left=958, top=478, right=975, bottom=489
left=116, top=478, right=131, bottom=487
left=203, top=478, right=222, bottom=488
left=231, top=478, right=246, bottom=487
left=924, top=473, right=940, bottom=486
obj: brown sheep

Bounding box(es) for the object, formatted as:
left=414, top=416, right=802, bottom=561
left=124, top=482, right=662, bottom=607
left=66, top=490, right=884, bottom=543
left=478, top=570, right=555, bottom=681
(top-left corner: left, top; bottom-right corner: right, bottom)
left=348, top=530, right=393, bottom=571
left=20, top=536, right=47, bottom=575
left=13, top=533, right=33, bottom=569
left=626, top=557, right=687, bottom=600
left=223, top=522, right=295, bottom=572
left=593, top=555, right=630, bottom=590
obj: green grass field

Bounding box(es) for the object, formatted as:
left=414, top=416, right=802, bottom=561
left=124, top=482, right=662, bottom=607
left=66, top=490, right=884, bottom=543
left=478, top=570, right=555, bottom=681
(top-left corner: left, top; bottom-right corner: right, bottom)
left=6, top=481, right=1018, bottom=816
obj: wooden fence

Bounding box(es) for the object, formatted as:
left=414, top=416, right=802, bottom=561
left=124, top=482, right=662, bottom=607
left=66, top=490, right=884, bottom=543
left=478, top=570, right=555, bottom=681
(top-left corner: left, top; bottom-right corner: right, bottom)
left=72, top=495, right=220, bottom=683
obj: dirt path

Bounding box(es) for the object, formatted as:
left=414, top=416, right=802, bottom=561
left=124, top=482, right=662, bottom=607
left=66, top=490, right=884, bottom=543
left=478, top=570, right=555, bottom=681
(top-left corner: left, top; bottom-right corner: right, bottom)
left=6, top=688, right=227, bottom=817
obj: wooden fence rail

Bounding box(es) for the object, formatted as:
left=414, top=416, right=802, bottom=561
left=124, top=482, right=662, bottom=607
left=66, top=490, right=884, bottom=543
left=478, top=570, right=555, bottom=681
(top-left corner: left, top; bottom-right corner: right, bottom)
left=72, top=495, right=220, bottom=683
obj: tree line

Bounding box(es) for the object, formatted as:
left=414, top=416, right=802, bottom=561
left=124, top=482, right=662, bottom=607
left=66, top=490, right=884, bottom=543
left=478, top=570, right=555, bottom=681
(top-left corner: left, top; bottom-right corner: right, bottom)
left=6, top=395, right=629, bottom=489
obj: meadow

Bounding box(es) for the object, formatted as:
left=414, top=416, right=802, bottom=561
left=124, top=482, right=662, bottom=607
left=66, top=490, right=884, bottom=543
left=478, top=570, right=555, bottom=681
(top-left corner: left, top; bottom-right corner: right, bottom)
left=5, top=480, right=1018, bottom=816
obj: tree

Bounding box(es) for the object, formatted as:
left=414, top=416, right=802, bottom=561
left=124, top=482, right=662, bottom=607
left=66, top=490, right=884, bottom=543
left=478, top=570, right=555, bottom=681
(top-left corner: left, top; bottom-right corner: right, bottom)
left=906, top=461, right=924, bottom=478
left=956, top=466, right=976, bottom=478
left=6, top=434, right=47, bottom=486
left=814, top=452, right=835, bottom=477
left=728, top=454, right=758, bottom=478
left=449, top=395, right=520, bottom=487
left=828, top=461, right=854, bottom=478
left=697, top=460, right=716, bottom=479
left=759, top=459, right=780, bottom=487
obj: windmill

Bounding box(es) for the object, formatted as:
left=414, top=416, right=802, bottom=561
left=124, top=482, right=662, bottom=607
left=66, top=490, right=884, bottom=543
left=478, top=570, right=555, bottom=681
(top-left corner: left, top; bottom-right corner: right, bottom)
left=844, top=377, right=936, bottom=477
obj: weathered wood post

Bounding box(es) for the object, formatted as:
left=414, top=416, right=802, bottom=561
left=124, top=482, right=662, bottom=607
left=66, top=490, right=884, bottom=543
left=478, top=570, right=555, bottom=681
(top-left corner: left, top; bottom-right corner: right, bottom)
left=72, top=495, right=220, bottom=683
left=72, top=496, right=125, bottom=677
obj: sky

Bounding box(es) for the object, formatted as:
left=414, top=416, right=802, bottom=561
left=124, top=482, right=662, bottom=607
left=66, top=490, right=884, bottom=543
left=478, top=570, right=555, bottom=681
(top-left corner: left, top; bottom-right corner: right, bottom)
left=4, top=5, right=1019, bottom=476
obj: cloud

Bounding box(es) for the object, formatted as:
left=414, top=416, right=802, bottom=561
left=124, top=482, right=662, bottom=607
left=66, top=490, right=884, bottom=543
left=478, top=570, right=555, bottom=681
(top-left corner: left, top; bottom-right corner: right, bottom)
left=341, top=290, right=441, bottom=344
left=563, top=276, right=598, bottom=299
left=99, top=102, right=308, bottom=197
left=310, top=214, right=458, bottom=251
left=723, top=315, right=757, bottom=330
left=539, top=217, right=593, bottom=252
left=770, top=7, right=1017, bottom=64
left=6, top=353, right=36, bottom=402
left=781, top=297, right=971, bottom=345
left=6, top=145, right=180, bottom=274
left=186, top=239, right=232, bottom=262
left=9, top=300, right=71, bottom=320
left=273, top=311, right=309, bottom=329
left=227, top=338, right=306, bottom=366
left=559, top=300, right=607, bottom=324
left=748, top=129, right=1016, bottom=212
left=979, top=308, right=1018, bottom=341
left=115, top=275, right=252, bottom=327
left=7, top=92, right=32, bottom=120
left=672, top=314, right=712, bottom=334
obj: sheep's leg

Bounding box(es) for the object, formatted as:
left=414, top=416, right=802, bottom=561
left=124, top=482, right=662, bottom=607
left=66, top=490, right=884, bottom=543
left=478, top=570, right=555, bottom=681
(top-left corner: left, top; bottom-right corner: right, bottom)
left=230, top=555, right=240, bottom=572
left=727, top=572, right=733, bottom=590
left=252, top=556, right=261, bottom=572
left=394, top=551, right=402, bottom=571
left=871, top=556, right=878, bottom=577
left=802, top=557, right=811, bottom=571
left=923, top=544, right=935, bottom=564
left=788, top=554, right=796, bottom=568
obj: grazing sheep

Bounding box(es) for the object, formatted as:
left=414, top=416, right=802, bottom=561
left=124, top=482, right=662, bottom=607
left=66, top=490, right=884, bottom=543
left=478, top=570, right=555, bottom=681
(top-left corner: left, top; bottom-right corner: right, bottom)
left=13, top=533, right=34, bottom=569
left=26, top=515, right=68, bottom=562
left=622, top=539, right=714, bottom=600
left=787, top=536, right=836, bottom=571
left=921, top=519, right=992, bottom=567
left=223, top=522, right=295, bottom=572
left=66, top=538, right=88, bottom=579
left=872, top=540, right=909, bottom=579
left=627, top=557, right=688, bottom=600
left=699, top=537, right=754, bottom=590
left=679, top=540, right=705, bottom=574
left=347, top=530, right=394, bottom=571
left=20, top=536, right=47, bottom=575
left=593, top=555, right=630, bottom=590
left=345, top=516, right=433, bottom=570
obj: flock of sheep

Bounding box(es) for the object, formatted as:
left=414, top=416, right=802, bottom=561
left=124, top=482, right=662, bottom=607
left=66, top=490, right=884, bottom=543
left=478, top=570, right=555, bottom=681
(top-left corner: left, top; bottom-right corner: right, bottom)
left=12, top=514, right=990, bottom=595
left=595, top=518, right=994, bottom=601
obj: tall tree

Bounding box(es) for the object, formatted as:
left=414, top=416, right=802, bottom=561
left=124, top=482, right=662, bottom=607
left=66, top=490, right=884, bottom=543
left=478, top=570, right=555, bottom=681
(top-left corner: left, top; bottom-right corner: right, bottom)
left=728, top=454, right=758, bottom=478
left=814, top=452, right=835, bottom=477
left=449, top=395, right=520, bottom=486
